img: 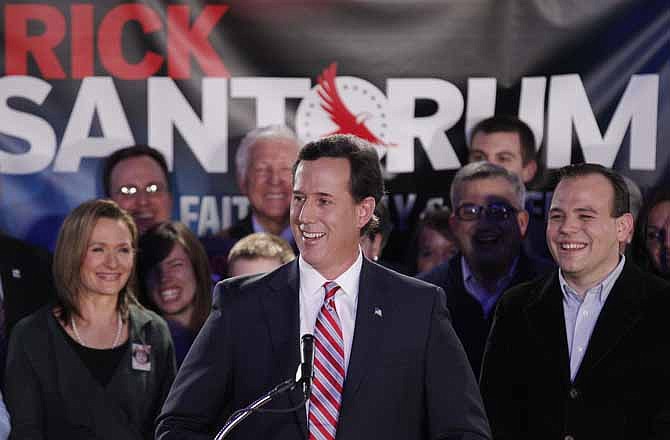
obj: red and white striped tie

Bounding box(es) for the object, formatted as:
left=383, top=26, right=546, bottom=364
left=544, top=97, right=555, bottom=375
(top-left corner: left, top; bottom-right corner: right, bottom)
left=308, top=281, right=344, bottom=440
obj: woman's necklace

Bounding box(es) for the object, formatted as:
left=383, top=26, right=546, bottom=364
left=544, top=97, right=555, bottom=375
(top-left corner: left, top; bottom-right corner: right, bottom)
left=71, top=311, right=123, bottom=348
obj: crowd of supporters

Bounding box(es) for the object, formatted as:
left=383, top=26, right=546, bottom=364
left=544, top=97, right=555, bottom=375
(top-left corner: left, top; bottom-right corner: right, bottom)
left=0, top=117, right=667, bottom=439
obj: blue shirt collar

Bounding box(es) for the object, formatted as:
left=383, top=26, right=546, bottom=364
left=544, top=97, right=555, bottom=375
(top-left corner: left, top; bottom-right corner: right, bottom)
left=461, top=255, right=519, bottom=317
left=559, top=254, right=626, bottom=304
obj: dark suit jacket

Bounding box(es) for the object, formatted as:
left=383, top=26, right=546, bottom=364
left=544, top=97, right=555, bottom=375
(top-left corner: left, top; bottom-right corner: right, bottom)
left=5, top=304, right=176, bottom=440
left=156, top=258, right=491, bottom=440
left=418, top=251, right=553, bottom=375
left=220, top=214, right=255, bottom=240
left=200, top=215, right=255, bottom=280
left=0, top=233, right=54, bottom=339
left=480, top=261, right=670, bottom=440
left=0, top=233, right=54, bottom=389
left=201, top=215, right=298, bottom=280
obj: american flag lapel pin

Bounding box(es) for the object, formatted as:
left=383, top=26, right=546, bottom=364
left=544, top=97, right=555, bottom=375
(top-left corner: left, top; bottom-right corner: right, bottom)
left=374, top=307, right=383, bottom=318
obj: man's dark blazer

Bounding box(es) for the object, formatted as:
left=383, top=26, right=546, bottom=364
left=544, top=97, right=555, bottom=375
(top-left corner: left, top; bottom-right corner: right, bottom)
left=200, top=215, right=255, bottom=280
left=0, top=233, right=54, bottom=390
left=418, top=251, right=553, bottom=376
left=0, top=233, right=54, bottom=338
left=201, top=215, right=298, bottom=280
left=220, top=214, right=255, bottom=241
left=480, top=260, right=670, bottom=440
left=156, top=258, right=492, bottom=440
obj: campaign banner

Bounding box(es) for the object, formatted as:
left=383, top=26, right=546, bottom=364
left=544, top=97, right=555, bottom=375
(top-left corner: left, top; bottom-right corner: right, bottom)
left=1, top=0, right=668, bottom=263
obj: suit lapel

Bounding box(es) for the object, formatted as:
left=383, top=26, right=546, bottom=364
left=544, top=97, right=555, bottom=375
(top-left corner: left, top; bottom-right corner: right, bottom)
left=340, top=259, right=386, bottom=407
left=524, top=273, right=572, bottom=388
left=574, top=262, right=643, bottom=384
left=261, top=261, right=306, bottom=437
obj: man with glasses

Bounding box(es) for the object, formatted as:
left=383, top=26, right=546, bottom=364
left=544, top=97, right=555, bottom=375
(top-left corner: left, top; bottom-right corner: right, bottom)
left=102, top=144, right=172, bottom=234
left=419, top=162, right=552, bottom=375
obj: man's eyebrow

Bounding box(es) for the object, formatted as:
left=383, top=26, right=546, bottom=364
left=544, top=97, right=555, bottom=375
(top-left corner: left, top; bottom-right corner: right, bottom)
left=291, top=190, right=334, bottom=198
left=574, top=207, right=598, bottom=214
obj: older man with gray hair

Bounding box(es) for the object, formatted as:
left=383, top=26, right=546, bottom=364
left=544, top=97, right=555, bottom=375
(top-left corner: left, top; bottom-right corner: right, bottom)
left=419, top=162, right=553, bottom=375
left=202, top=125, right=300, bottom=279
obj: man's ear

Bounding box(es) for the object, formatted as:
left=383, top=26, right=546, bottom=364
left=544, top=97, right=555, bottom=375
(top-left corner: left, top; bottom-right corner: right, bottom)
left=357, top=197, right=376, bottom=229
left=616, top=213, right=635, bottom=243
left=517, top=209, right=530, bottom=238
left=521, top=160, right=538, bottom=184
left=237, top=174, right=248, bottom=196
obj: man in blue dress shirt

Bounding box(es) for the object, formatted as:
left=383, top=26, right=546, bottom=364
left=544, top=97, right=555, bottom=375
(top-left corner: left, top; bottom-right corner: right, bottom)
left=419, top=162, right=552, bottom=375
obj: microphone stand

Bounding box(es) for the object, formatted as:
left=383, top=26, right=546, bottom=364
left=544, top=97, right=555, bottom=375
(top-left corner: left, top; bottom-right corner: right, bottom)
left=213, top=377, right=306, bottom=440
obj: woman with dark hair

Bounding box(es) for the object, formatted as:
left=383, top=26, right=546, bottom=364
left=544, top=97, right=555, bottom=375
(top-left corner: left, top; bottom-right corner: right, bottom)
left=138, top=221, right=212, bottom=366
left=408, top=205, right=459, bottom=275
left=633, top=187, right=670, bottom=279
left=5, top=199, right=176, bottom=440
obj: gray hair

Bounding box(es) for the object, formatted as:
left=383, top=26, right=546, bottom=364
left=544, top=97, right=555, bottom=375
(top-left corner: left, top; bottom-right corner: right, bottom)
left=450, top=161, right=526, bottom=209
left=235, top=125, right=300, bottom=181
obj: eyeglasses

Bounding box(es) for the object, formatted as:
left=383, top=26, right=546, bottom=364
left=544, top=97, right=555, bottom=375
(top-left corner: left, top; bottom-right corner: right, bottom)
left=455, top=202, right=518, bottom=221
left=116, top=183, right=166, bottom=198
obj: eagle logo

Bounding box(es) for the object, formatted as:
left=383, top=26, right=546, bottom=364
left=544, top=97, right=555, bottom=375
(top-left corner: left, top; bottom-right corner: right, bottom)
left=296, top=63, right=393, bottom=155
left=316, top=63, right=390, bottom=146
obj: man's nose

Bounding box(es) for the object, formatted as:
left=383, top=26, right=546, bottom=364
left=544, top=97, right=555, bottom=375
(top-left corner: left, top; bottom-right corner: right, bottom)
left=135, top=190, right=151, bottom=206
left=558, top=216, right=579, bottom=234
left=298, top=199, right=316, bottom=223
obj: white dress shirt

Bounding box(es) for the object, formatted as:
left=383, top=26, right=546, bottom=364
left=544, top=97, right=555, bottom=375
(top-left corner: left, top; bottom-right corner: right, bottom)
left=298, top=251, right=362, bottom=375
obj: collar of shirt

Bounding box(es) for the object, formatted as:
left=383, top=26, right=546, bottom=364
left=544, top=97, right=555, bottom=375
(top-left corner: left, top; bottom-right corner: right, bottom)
left=461, top=256, right=519, bottom=317
left=251, top=214, right=294, bottom=244
left=298, top=250, right=362, bottom=373
left=559, top=254, right=626, bottom=304
left=298, top=250, right=362, bottom=305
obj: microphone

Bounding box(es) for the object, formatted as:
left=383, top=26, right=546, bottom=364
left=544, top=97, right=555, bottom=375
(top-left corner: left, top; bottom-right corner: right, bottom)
left=300, top=334, right=315, bottom=399
left=215, top=335, right=315, bottom=438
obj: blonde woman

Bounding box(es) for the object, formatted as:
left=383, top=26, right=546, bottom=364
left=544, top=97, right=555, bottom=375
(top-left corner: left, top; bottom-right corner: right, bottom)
left=5, top=199, right=175, bottom=439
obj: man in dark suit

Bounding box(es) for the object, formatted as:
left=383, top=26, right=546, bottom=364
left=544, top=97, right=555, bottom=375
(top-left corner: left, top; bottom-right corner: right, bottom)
left=156, top=134, right=491, bottom=439
left=480, top=163, right=670, bottom=440
left=201, top=125, right=300, bottom=279
left=0, top=232, right=54, bottom=385
left=419, top=162, right=552, bottom=375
